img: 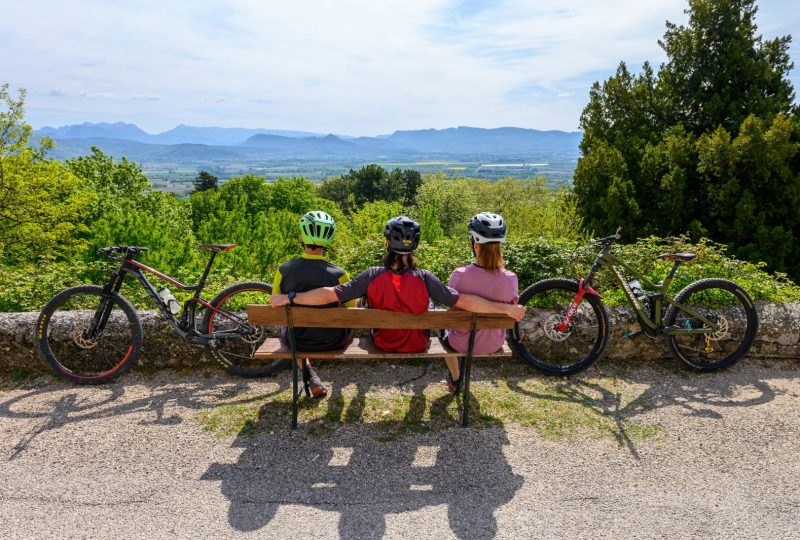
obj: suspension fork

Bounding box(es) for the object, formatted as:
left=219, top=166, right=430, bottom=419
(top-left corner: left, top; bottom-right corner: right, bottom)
left=556, top=260, right=603, bottom=332
left=87, top=270, right=126, bottom=338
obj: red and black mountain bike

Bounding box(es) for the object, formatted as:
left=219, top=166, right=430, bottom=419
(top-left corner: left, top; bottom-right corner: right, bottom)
left=35, top=245, right=275, bottom=384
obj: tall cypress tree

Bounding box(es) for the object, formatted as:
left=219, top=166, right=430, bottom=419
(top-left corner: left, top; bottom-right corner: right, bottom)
left=573, top=0, right=799, bottom=277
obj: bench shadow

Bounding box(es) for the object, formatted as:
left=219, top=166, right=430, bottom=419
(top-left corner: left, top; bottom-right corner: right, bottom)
left=0, top=377, right=285, bottom=460
left=202, top=380, right=524, bottom=539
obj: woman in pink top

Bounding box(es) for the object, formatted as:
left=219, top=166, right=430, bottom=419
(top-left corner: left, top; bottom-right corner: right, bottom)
left=444, top=212, right=518, bottom=393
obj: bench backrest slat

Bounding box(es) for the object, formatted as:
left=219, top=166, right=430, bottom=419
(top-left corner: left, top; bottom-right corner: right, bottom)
left=246, top=306, right=515, bottom=329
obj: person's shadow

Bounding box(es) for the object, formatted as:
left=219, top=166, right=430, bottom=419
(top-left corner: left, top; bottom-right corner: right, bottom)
left=202, top=382, right=524, bottom=539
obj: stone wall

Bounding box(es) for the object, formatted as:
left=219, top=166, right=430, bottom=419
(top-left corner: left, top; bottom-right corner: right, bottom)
left=1, top=302, right=798, bottom=374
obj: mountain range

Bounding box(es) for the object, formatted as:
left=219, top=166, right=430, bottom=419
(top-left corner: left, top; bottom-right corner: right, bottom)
left=35, top=122, right=583, bottom=162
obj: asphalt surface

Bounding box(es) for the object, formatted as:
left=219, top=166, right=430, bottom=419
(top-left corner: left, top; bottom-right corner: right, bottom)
left=1, top=360, right=799, bottom=539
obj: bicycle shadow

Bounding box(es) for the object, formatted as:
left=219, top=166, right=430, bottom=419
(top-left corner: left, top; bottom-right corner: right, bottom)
left=202, top=380, right=524, bottom=539
left=506, top=359, right=778, bottom=460
left=0, top=376, right=285, bottom=460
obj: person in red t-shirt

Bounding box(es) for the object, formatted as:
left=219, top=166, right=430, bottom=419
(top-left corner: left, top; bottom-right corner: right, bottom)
left=270, top=216, right=524, bottom=354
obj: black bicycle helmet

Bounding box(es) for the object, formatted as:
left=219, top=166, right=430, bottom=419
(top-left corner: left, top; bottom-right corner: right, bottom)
left=384, top=215, right=421, bottom=254
left=468, top=212, right=507, bottom=243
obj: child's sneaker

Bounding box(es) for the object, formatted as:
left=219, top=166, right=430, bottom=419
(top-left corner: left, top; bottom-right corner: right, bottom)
left=446, top=372, right=461, bottom=394
left=303, top=364, right=329, bottom=399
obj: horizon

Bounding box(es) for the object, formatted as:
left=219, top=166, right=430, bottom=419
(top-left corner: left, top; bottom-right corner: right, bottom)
left=36, top=121, right=584, bottom=138
left=3, top=0, right=799, bottom=136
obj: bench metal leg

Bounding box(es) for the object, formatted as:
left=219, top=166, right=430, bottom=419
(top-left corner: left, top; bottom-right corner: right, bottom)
left=461, top=355, right=472, bottom=427
left=286, top=318, right=299, bottom=430
left=462, top=324, right=477, bottom=427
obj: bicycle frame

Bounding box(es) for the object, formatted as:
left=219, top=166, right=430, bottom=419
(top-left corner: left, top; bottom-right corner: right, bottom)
left=88, top=250, right=248, bottom=344
left=582, top=245, right=720, bottom=336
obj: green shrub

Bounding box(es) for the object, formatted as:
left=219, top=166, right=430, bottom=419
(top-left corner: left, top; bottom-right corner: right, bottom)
left=329, top=235, right=800, bottom=306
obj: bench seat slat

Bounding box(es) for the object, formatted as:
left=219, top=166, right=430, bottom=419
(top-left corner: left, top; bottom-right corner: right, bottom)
left=253, top=337, right=513, bottom=360
left=246, top=306, right=515, bottom=329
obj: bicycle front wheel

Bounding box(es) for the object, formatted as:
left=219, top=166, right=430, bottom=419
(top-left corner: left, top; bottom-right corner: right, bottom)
left=508, top=278, right=610, bottom=375
left=36, top=285, right=143, bottom=384
left=202, top=281, right=287, bottom=378
left=665, top=278, right=759, bottom=371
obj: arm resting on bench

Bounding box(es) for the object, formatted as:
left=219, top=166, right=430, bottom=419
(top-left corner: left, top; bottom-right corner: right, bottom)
left=271, top=287, right=338, bottom=307
left=455, top=294, right=525, bottom=321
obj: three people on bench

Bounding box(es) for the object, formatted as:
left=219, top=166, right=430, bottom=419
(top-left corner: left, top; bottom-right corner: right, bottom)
left=270, top=214, right=523, bottom=396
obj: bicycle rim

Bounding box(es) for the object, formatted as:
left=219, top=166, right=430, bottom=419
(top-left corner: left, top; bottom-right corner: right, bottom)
left=510, top=279, right=609, bottom=375
left=667, top=280, right=758, bottom=371
left=38, top=286, right=141, bottom=383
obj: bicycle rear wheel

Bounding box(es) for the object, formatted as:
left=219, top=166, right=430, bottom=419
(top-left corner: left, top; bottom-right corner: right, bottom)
left=36, top=285, right=143, bottom=384
left=508, top=279, right=610, bottom=375
left=202, top=281, right=287, bottom=378
left=665, top=278, right=759, bottom=371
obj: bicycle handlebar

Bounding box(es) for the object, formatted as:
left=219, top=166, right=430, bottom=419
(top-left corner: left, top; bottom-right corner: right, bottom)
left=593, top=227, right=622, bottom=247
left=96, top=246, right=148, bottom=257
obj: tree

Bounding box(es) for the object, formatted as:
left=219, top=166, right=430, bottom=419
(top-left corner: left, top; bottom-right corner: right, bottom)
left=573, top=0, right=800, bottom=277
left=320, top=165, right=423, bottom=212
left=318, top=175, right=356, bottom=213
left=66, top=146, right=150, bottom=222
left=0, top=84, right=94, bottom=260
left=192, top=171, right=219, bottom=193
left=659, top=0, right=795, bottom=135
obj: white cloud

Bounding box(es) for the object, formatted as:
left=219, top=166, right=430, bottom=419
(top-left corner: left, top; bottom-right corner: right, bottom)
left=2, top=0, right=797, bottom=133
left=77, top=91, right=114, bottom=99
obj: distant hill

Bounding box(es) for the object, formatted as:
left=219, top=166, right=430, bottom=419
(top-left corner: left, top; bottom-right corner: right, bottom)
left=38, top=122, right=151, bottom=142
left=34, top=122, right=582, bottom=184
left=37, top=122, right=326, bottom=146
left=151, top=125, right=323, bottom=145
left=35, top=122, right=581, bottom=159
left=386, top=126, right=583, bottom=156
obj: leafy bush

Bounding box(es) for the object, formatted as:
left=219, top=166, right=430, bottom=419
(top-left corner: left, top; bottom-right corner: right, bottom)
left=330, top=235, right=800, bottom=307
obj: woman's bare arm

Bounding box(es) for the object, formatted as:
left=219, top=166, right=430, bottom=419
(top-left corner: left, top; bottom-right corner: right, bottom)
left=455, top=293, right=525, bottom=320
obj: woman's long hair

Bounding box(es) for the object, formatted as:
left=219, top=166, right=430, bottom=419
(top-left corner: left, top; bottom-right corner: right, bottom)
left=384, top=249, right=419, bottom=270
left=475, top=242, right=504, bottom=271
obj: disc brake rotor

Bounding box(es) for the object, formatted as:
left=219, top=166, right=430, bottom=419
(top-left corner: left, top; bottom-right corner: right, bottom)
left=543, top=314, right=572, bottom=342
left=73, top=325, right=99, bottom=349
left=707, top=314, right=729, bottom=341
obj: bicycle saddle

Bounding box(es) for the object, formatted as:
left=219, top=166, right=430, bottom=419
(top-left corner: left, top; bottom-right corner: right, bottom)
left=659, top=252, right=696, bottom=261
left=197, top=244, right=237, bottom=252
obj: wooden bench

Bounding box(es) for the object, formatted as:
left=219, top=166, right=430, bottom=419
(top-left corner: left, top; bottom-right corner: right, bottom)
left=246, top=306, right=515, bottom=428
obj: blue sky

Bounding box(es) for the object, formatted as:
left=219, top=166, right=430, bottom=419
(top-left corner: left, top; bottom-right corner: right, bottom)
left=2, top=0, right=798, bottom=135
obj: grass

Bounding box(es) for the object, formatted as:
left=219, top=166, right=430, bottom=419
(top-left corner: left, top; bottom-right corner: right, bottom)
left=193, top=367, right=662, bottom=443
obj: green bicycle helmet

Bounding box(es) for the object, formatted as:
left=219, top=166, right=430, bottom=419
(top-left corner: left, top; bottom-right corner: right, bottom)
left=299, top=210, right=336, bottom=247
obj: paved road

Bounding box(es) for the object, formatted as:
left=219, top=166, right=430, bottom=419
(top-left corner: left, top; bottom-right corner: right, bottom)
left=1, top=361, right=799, bottom=539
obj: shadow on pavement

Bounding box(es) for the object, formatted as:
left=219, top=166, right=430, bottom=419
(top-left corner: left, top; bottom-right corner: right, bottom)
left=203, top=381, right=524, bottom=539
left=507, top=361, right=778, bottom=459
left=0, top=378, right=284, bottom=459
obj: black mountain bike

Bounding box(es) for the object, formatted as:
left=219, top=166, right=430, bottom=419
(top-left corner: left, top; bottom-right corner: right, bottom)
left=36, top=245, right=276, bottom=384
left=508, top=230, right=759, bottom=375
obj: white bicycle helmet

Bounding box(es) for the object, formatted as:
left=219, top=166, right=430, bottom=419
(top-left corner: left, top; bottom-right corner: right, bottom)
left=468, top=212, right=507, bottom=243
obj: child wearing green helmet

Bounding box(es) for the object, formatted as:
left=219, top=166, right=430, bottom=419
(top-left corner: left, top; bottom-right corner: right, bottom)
left=272, top=210, right=355, bottom=398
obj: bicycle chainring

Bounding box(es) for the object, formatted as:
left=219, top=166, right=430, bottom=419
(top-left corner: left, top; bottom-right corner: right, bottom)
left=239, top=325, right=265, bottom=345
